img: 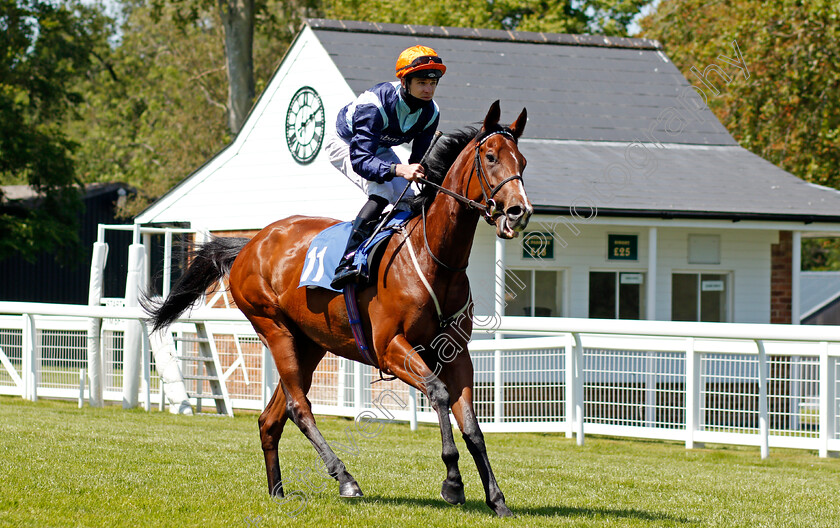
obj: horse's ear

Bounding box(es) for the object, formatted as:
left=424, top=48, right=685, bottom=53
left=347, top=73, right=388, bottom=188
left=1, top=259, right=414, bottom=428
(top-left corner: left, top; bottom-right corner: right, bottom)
left=482, top=100, right=501, bottom=131
left=509, top=108, right=528, bottom=139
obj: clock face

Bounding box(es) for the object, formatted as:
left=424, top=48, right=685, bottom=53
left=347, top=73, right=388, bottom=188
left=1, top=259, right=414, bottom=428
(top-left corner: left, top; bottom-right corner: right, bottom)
left=285, top=86, right=325, bottom=165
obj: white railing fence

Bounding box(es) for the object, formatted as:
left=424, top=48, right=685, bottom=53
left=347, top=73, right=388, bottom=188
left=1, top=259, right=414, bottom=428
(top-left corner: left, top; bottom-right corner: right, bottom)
left=1, top=301, right=839, bottom=458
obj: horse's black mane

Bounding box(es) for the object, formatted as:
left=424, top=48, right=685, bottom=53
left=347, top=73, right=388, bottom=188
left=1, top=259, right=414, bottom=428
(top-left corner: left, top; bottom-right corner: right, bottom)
left=410, top=125, right=512, bottom=214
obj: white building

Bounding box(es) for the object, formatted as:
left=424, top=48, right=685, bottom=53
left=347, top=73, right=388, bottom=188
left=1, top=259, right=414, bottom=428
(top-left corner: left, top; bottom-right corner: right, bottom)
left=136, top=19, right=840, bottom=325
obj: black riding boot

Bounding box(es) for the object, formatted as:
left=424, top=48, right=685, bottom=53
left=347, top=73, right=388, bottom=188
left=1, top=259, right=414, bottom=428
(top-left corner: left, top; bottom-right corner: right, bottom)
left=331, top=196, right=387, bottom=289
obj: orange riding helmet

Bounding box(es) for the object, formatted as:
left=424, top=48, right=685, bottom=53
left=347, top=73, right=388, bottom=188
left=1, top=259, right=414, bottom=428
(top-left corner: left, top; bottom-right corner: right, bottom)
left=395, top=45, right=447, bottom=79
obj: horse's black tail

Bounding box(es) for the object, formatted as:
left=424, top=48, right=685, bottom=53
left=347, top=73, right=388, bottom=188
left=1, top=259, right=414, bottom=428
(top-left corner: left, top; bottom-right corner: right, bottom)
left=141, top=236, right=250, bottom=333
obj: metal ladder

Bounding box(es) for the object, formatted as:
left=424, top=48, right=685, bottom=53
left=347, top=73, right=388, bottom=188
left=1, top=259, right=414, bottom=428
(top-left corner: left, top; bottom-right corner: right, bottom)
left=174, top=322, right=234, bottom=417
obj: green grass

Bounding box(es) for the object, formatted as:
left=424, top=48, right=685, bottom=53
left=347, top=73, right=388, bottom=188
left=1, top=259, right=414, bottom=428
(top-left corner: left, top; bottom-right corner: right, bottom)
left=1, top=396, right=839, bottom=528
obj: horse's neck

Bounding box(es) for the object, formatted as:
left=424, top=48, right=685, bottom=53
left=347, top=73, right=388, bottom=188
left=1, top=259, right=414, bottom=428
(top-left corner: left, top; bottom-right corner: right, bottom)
left=419, top=157, right=481, bottom=275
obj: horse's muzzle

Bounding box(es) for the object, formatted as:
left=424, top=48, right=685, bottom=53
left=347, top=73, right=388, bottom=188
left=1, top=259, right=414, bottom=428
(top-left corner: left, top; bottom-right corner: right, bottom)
left=495, top=203, right=532, bottom=239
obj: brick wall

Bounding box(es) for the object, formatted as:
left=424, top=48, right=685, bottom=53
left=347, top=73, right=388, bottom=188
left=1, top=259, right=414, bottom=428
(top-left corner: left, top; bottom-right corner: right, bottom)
left=206, top=230, right=258, bottom=308
left=770, top=230, right=792, bottom=324
left=213, top=229, right=258, bottom=239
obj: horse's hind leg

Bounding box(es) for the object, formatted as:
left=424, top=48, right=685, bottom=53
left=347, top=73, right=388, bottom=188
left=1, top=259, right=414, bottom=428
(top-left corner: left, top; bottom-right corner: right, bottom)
left=259, top=337, right=325, bottom=497
left=255, top=316, right=362, bottom=498
left=259, top=386, right=289, bottom=496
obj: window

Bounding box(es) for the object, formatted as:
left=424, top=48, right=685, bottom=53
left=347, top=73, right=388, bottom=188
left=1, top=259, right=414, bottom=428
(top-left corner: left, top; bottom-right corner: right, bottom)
left=672, top=273, right=729, bottom=322
left=688, top=235, right=720, bottom=264
left=503, top=270, right=563, bottom=317
left=588, top=271, right=645, bottom=319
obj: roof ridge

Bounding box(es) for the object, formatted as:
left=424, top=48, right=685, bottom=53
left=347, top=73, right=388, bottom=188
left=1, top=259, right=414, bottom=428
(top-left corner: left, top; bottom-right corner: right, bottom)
left=305, top=18, right=662, bottom=51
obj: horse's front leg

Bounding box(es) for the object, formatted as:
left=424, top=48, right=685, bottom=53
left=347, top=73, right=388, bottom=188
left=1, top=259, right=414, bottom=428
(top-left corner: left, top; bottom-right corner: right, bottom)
left=381, top=335, right=465, bottom=506
left=443, top=353, right=512, bottom=517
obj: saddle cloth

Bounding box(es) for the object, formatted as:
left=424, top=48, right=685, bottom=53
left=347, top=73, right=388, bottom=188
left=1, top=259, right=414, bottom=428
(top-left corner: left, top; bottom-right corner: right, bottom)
left=298, top=210, right=413, bottom=292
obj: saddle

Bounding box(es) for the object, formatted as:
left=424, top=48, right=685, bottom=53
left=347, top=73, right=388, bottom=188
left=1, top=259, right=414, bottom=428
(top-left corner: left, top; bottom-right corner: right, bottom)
left=298, top=210, right=414, bottom=292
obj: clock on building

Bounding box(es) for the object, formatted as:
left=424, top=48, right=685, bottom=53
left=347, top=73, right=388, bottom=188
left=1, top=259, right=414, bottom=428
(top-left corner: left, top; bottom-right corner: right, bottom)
left=285, top=86, right=325, bottom=165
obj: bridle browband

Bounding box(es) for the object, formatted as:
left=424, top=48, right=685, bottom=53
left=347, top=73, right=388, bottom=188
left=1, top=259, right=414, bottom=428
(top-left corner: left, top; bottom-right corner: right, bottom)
left=416, top=129, right=522, bottom=221
left=470, top=129, right=523, bottom=225
left=412, top=128, right=523, bottom=272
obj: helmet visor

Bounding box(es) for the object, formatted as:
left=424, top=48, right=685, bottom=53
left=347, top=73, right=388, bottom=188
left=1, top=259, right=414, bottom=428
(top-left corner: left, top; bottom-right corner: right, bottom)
left=397, top=55, right=445, bottom=76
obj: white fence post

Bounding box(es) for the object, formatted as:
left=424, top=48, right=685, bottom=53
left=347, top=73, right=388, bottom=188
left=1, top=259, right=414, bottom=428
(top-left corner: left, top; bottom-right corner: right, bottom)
left=572, top=332, right=584, bottom=446
left=493, top=346, right=503, bottom=424
left=162, top=229, right=173, bottom=298
left=564, top=333, right=576, bottom=439
left=142, top=331, right=151, bottom=412
left=87, top=240, right=108, bottom=407
left=261, top=345, right=273, bottom=409
left=22, top=314, right=37, bottom=402
left=756, top=340, right=769, bottom=459
left=354, top=361, right=363, bottom=414
left=685, top=338, right=700, bottom=449
left=789, top=356, right=801, bottom=431
left=645, top=351, right=657, bottom=427
left=819, top=341, right=832, bottom=458
left=123, top=238, right=146, bottom=409
left=409, top=386, right=418, bottom=431
left=493, top=237, right=505, bottom=424
left=337, top=358, right=346, bottom=408
left=78, top=368, right=86, bottom=408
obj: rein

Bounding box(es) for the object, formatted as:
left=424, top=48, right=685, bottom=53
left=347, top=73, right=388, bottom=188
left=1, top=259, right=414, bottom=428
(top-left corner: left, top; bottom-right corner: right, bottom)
left=395, top=128, right=521, bottom=326
left=413, top=129, right=522, bottom=272
left=472, top=130, right=523, bottom=224
left=416, top=129, right=521, bottom=225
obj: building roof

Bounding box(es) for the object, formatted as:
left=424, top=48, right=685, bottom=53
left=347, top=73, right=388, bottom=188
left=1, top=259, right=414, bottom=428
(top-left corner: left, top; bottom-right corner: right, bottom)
left=135, top=19, right=840, bottom=227
left=1, top=182, right=132, bottom=205
left=309, top=19, right=840, bottom=223
left=522, top=141, right=840, bottom=221
left=801, top=271, right=840, bottom=320
left=310, top=18, right=734, bottom=146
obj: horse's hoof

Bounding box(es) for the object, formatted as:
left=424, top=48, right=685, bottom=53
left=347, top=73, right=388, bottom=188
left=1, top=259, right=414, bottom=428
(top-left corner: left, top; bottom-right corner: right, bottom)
left=339, top=481, right=364, bottom=498
left=440, top=480, right=465, bottom=505
left=489, top=502, right=514, bottom=517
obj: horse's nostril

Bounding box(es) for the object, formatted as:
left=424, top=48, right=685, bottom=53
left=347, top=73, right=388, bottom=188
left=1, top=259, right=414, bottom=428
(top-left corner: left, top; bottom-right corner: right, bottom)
left=506, top=206, right=523, bottom=218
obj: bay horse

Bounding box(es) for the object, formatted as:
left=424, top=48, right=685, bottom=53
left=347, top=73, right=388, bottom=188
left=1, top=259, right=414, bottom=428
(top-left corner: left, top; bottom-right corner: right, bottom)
left=144, top=101, right=531, bottom=517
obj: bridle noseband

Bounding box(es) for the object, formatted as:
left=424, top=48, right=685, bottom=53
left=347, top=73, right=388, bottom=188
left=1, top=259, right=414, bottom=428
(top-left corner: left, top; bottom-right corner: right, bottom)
left=470, top=129, right=523, bottom=225
left=416, top=129, right=523, bottom=226
left=409, top=128, right=524, bottom=272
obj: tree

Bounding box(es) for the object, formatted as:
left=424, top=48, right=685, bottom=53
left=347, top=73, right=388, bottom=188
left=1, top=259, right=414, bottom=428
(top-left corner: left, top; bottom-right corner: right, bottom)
left=70, top=2, right=230, bottom=214
left=69, top=1, right=300, bottom=215
left=0, top=0, right=109, bottom=262
left=640, top=0, right=840, bottom=270
left=321, top=0, right=652, bottom=36
left=147, top=0, right=320, bottom=134
left=148, top=0, right=650, bottom=135
left=69, top=0, right=652, bottom=215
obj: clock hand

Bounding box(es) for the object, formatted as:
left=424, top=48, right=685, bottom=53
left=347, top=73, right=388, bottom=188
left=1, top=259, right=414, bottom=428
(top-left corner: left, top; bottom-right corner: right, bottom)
left=301, top=108, right=316, bottom=127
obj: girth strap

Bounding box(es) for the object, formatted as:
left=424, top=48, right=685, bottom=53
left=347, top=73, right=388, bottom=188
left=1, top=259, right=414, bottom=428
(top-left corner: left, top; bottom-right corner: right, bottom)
left=343, top=284, right=377, bottom=366
left=343, top=284, right=397, bottom=382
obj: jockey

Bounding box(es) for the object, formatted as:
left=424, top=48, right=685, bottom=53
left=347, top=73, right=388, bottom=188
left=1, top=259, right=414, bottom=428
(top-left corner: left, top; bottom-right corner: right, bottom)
left=327, top=45, right=446, bottom=290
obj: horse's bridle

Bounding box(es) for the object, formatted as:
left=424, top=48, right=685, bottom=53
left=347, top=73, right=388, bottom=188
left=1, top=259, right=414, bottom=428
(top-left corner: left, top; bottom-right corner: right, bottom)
left=411, top=129, right=523, bottom=273
left=470, top=129, right=523, bottom=225
left=416, top=129, right=523, bottom=226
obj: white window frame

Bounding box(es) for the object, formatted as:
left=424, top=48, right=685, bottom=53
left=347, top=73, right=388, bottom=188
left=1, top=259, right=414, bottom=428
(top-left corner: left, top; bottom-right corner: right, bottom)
left=504, top=267, right=566, bottom=318
left=588, top=269, right=646, bottom=320
left=670, top=270, right=733, bottom=323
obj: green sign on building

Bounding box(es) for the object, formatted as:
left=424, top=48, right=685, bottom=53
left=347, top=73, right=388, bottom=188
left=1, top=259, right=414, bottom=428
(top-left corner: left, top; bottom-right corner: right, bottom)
left=608, top=234, right=638, bottom=260
left=523, top=232, right=554, bottom=259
